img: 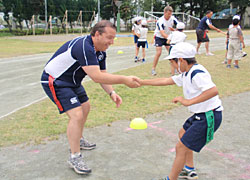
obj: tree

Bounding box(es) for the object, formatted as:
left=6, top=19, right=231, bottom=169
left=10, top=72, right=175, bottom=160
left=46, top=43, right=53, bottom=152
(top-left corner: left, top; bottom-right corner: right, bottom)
left=229, top=0, right=250, bottom=28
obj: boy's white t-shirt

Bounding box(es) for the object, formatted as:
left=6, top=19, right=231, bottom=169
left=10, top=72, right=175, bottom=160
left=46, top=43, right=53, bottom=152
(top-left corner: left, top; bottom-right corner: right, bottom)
left=132, top=24, right=141, bottom=33
left=168, top=31, right=186, bottom=44
left=171, top=64, right=223, bottom=113
left=137, top=27, right=148, bottom=42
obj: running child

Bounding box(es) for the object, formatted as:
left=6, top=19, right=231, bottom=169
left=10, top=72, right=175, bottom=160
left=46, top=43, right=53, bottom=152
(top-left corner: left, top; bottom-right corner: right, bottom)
left=137, top=42, right=223, bottom=180
left=135, top=20, right=148, bottom=63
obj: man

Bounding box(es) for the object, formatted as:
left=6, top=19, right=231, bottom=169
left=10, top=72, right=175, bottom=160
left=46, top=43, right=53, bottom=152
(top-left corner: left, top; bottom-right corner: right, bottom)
left=196, top=10, right=225, bottom=55
left=151, top=6, right=178, bottom=76
left=41, top=20, right=140, bottom=175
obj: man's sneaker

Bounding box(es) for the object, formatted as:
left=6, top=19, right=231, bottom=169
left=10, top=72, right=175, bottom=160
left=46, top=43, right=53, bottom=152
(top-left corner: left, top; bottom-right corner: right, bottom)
left=151, top=69, right=157, bottom=76
left=242, top=52, right=247, bottom=58
left=234, top=65, right=240, bottom=69
left=179, top=168, right=198, bottom=179
left=226, top=64, right=231, bottom=68
left=206, top=52, right=214, bottom=56
left=68, top=153, right=91, bottom=174
left=80, top=137, right=96, bottom=150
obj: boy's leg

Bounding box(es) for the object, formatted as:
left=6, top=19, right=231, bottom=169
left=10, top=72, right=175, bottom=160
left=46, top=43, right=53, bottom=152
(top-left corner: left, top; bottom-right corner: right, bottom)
left=169, top=141, right=190, bottom=180
left=178, top=128, right=194, bottom=168
left=142, top=48, right=145, bottom=59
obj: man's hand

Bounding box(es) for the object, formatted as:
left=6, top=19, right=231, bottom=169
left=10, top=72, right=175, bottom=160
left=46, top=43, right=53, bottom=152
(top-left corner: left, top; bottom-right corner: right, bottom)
left=125, top=76, right=141, bottom=88
left=172, top=96, right=191, bottom=106
left=110, top=93, right=122, bottom=108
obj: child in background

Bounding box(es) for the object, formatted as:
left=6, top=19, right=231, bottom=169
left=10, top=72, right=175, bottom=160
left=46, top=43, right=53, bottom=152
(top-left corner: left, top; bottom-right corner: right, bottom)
left=135, top=20, right=148, bottom=63
left=226, top=17, right=245, bottom=68
left=167, top=22, right=187, bottom=75
left=132, top=17, right=142, bottom=62
left=138, top=42, right=223, bottom=180
left=223, top=15, right=247, bottom=64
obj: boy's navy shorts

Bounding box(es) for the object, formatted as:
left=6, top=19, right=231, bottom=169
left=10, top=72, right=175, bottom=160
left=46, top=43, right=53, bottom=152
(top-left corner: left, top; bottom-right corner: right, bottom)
left=181, top=110, right=222, bottom=152
left=137, top=41, right=146, bottom=48
left=155, top=37, right=170, bottom=47
left=134, top=35, right=139, bottom=43
left=41, top=82, right=89, bottom=114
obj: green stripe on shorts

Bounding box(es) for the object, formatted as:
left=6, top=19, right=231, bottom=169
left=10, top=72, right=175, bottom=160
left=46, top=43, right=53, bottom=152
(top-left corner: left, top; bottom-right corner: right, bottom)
left=205, top=110, right=214, bottom=144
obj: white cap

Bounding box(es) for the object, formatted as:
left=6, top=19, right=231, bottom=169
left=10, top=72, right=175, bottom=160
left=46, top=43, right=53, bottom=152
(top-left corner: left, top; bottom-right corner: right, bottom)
left=135, top=16, right=142, bottom=22
left=233, top=15, right=240, bottom=20
left=164, top=42, right=196, bottom=59
left=177, top=22, right=185, bottom=29
left=141, top=20, right=147, bottom=26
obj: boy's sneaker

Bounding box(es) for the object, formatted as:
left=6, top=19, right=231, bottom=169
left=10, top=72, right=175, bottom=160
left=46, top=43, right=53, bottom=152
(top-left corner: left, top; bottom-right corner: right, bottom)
left=179, top=168, right=198, bottom=179
left=226, top=64, right=231, bottom=68
left=151, top=69, right=157, bottom=76
left=68, top=153, right=91, bottom=174
left=80, top=137, right=96, bottom=150
left=242, top=52, right=247, bottom=58
left=234, top=65, right=240, bottom=69
left=142, top=59, right=145, bottom=63
left=134, top=56, right=138, bottom=62
left=222, top=59, right=227, bottom=64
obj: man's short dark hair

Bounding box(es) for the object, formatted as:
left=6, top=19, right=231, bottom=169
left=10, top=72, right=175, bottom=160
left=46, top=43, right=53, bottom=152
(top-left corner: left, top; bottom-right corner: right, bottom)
left=232, top=19, right=240, bottom=25
left=90, top=20, right=116, bottom=36
left=183, top=57, right=197, bottom=65
left=206, top=10, right=213, bottom=15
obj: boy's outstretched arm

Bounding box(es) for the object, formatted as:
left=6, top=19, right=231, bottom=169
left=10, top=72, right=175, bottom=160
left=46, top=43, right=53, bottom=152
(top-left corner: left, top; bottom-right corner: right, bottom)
left=172, top=86, right=218, bottom=106
left=138, top=77, right=175, bottom=86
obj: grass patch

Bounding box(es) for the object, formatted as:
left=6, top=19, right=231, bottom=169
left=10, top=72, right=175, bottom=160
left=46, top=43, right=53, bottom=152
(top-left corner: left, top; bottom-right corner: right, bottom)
left=0, top=47, right=250, bottom=147
left=0, top=38, right=61, bottom=58
left=1, top=30, right=250, bottom=58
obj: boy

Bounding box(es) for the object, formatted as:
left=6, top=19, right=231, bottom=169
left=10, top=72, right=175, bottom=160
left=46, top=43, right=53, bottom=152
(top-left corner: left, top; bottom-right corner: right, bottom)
left=226, top=17, right=246, bottom=68
left=138, top=42, right=223, bottom=180
left=167, top=22, right=186, bottom=75
left=135, top=20, right=148, bottom=62
left=132, top=17, right=142, bottom=62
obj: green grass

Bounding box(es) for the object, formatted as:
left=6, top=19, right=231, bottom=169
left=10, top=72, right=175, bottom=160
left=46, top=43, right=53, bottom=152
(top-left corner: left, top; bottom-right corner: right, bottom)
left=0, top=38, right=61, bottom=58
left=1, top=30, right=250, bottom=58
left=0, top=47, right=250, bottom=147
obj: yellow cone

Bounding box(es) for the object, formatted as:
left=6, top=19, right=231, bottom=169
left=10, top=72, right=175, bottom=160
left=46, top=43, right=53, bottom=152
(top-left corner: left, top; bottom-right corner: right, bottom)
left=114, top=37, right=118, bottom=40
left=130, top=118, right=147, bottom=130
left=117, top=50, right=124, bottom=54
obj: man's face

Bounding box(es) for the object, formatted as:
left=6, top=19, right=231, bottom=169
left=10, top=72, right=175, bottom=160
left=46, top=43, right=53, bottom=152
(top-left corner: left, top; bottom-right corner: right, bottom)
left=164, top=10, right=172, bottom=20
left=207, top=12, right=213, bottom=18
left=95, top=27, right=116, bottom=51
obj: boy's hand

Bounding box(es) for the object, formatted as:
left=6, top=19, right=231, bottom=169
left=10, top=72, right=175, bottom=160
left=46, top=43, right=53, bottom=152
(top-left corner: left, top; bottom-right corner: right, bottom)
left=172, top=96, right=190, bottom=106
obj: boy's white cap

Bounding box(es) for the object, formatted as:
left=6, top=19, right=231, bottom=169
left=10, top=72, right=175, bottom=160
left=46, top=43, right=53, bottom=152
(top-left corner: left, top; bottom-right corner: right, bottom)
left=164, top=42, right=196, bottom=59
left=233, top=15, right=240, bottom=20
left=135, top=16, right=142, bottom=22
left=141, top=20, right=147, bottom=26
left=177, top=22, right=185, bottom=29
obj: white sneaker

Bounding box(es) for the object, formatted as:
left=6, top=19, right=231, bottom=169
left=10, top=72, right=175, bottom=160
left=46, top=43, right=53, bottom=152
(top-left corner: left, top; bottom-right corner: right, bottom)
left=196, top=52, right=201, bottom=55
left=206, top=52, right=214, bottom=56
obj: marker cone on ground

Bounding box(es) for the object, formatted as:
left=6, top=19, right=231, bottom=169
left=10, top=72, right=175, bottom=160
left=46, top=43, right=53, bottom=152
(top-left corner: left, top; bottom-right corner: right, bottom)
left=117, top=50, right=124, bottom=54
left=130, top=118, right=147, bottom=130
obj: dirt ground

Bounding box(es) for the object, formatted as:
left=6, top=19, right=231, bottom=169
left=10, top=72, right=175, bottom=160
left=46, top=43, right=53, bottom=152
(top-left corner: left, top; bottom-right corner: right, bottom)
left=1, top=91, right=250, bottom=180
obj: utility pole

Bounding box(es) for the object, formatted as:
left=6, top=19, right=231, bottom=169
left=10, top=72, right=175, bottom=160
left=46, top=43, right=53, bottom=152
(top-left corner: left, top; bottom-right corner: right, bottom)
left=115, top=1, right=122, bottom=33
left=98, top=0, right=100, bottom=22
left=45, top=0, right=47, bottom=25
